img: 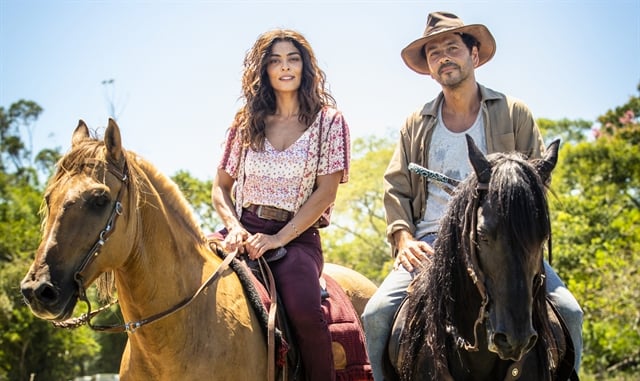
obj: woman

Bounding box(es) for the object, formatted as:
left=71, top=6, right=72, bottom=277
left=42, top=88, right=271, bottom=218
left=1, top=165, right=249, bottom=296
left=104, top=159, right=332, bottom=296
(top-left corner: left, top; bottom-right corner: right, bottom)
left=211, top=29, right=350, bottom=381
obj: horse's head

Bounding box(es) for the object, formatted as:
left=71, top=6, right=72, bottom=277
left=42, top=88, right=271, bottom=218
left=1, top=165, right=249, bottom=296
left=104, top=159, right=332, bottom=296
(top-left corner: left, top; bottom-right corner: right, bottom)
left=21, top=119, right=135, bottom=321
left=465, top=135, right=559, bottom=361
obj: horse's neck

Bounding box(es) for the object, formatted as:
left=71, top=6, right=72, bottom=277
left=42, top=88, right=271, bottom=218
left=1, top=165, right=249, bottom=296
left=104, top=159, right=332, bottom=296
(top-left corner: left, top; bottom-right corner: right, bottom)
left=114, top=229, right=216, bottom=322
left=452, top=270, right=484, bottom=335
left=115, top=171, right=217, bottom=323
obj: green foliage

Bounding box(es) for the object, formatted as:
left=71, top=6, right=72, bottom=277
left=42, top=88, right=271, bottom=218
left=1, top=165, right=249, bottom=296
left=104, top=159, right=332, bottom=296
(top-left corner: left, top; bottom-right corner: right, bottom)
left=0, top=100, right=104, bottom=380
left=1, top=260, right=100, bottom=380
left=597, top=85, right=640, bottom=145
left=0, top=100, right=44, bottom=181
left=171, top=170, right=220, bottom=233
left=323, top=135, right=396, bottom=283
left=549, top=89, right=640, bottom=377
left=537, top=117, right=592, bottom=145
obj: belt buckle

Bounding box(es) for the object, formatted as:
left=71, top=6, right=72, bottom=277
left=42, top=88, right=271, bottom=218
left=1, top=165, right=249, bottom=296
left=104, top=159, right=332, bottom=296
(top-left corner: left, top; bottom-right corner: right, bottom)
left=255, top=205, right=267, bottom=219
left=257, top=205, right=279, bottom=221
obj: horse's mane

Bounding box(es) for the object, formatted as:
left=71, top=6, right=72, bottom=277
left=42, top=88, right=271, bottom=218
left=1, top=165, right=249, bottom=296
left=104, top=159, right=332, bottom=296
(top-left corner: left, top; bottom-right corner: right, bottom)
left=400, top=151, right=556, bottom=380
left=42, top=129, right=206, bottom=300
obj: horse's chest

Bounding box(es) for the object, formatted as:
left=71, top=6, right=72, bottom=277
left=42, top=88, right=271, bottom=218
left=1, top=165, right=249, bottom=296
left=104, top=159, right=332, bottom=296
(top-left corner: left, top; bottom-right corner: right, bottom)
left=449, top=351, right=542, bottom=381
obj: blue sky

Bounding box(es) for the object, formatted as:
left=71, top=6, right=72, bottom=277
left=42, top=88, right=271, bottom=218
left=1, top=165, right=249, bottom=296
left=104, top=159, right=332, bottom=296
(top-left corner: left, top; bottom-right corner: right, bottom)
left=2, top=0, right=639, bottom=180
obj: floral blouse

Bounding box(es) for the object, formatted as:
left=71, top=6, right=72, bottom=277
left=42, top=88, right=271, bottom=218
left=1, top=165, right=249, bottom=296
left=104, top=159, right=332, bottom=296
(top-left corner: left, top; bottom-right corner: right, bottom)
left=243, top=131, right=310, bottom=211
left=218, top=107, right=350, bottom=219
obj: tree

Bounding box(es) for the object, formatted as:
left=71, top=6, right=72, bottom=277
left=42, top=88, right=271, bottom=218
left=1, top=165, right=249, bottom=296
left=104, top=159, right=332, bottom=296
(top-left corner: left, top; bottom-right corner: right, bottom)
left=537, top=117, right=592, bottom=145
left=548, top=87, right=640, bottom=377
left=171, top=170, right=220, bottom=234
left=0, top=100, right=101, bottom=380
left=323, top=135, right=396, bottom=283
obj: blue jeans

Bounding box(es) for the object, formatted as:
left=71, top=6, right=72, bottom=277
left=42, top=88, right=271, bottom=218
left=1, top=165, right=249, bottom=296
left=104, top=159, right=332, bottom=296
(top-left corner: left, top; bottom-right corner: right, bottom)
left=546, top=261, right=584, bottom=372
left=361, top=236, right=583, bottom=380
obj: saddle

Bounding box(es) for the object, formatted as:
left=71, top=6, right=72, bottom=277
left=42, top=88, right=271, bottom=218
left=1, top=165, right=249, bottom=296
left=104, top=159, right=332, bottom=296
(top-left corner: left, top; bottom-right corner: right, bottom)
left=233, top=251, right=373, bottom=381
left=385, top=296, right=578, bottom=381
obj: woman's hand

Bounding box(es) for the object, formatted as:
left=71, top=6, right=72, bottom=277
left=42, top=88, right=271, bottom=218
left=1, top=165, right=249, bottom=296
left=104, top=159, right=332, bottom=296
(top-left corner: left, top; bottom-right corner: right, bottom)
left=245, top=233, right=282, bottom=260
left=223, top=225, right=249, bottom=253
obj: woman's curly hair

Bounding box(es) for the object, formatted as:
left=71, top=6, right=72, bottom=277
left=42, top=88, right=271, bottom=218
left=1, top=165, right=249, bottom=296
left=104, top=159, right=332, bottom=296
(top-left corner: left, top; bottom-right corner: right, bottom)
left=233, top=29, right=335, bottom=150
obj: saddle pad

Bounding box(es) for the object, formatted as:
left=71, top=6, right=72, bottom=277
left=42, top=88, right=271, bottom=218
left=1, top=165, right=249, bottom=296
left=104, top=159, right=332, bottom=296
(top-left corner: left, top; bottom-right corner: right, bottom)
left=246, top=263, right=372, bottom=380
left=322, top=274, right=374, bottom=381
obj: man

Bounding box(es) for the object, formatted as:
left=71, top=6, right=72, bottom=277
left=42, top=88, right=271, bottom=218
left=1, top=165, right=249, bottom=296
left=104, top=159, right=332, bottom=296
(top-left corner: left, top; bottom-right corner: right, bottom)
left=361, top=11, right=583, bottom=380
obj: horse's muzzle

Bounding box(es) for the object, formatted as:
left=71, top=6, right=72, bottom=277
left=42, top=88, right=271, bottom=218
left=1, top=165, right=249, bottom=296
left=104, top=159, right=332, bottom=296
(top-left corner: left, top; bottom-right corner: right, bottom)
left=489, top=329, right=538, bottom=361
left=20, top=272, right=78, bottom=321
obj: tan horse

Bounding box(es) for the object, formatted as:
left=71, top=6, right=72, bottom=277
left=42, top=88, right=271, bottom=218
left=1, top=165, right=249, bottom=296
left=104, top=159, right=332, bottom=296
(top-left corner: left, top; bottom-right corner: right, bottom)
left=20, top=119, right=377, bottom=381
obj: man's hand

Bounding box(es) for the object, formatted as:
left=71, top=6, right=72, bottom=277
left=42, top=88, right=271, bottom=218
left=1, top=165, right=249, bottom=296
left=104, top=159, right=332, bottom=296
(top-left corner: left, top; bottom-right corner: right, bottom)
left=394, top=230, right=434, bottom=272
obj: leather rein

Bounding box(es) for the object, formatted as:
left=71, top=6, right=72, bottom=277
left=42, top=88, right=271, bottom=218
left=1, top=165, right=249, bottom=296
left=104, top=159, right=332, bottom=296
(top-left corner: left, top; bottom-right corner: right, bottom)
left=52, top=159, right=237, bottom=334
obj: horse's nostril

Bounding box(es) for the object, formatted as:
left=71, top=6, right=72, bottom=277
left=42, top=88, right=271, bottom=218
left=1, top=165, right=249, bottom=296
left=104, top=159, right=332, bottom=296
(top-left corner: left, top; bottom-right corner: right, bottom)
left=493, top=332, right=510, bottom=349
left=21, top=287, right=34, bottom=304
left=525, top=333, right=538, bottom=353
left=35, top=283, right=60, bottom=306
left=492, top=330, right=538, bottom=357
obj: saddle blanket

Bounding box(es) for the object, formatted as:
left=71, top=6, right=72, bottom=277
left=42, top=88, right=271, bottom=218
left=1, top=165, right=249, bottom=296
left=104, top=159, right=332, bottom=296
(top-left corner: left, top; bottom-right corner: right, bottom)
left=250, top=263, right=373, bottom=380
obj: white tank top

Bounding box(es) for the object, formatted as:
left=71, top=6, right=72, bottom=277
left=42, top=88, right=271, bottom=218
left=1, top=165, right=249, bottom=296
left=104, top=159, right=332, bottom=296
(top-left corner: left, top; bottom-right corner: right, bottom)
left=415, top=104, right=487, bottom=238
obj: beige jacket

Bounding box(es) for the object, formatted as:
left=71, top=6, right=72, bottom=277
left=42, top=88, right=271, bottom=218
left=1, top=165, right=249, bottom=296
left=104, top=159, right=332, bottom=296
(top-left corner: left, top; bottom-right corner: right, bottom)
left=383, top=83, right=545, bottom=256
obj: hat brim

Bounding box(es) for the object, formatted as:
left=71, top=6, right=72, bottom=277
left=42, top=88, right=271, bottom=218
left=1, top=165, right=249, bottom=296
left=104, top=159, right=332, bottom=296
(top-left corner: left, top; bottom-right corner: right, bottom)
left=401, top=24, right=496, bottom=75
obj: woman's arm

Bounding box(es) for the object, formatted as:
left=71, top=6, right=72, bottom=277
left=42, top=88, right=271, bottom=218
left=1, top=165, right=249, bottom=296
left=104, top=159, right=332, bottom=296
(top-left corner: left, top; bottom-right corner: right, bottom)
left=212, top=168, right=248, bottom=252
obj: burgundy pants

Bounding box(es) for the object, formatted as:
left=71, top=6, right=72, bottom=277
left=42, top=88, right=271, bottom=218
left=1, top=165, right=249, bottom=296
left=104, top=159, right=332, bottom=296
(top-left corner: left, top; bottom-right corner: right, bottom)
left=240, top=209, right=335, bottom=381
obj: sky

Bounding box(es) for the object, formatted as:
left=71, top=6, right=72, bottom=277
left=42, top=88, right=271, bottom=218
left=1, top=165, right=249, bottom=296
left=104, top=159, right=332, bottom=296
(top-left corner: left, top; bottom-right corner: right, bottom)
left=1, top=0, right=639, bottom=180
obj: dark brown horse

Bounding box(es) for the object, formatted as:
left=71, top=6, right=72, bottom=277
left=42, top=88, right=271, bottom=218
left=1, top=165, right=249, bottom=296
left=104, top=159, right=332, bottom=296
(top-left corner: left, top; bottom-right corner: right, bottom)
left=20, top=119, right=376, bottom=381
left=387, top=136, right=576, bottom=381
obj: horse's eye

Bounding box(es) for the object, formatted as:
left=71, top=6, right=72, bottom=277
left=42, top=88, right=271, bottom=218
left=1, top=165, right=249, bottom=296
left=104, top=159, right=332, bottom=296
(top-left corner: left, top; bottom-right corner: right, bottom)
left=477, top=230, right=490, bottom=243
left=90, top=193, right=110, bottom=209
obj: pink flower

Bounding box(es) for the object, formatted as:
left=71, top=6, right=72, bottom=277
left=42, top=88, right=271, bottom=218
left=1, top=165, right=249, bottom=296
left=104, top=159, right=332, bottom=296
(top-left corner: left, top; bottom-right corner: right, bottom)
left=618, top=109, right=635, bottom=125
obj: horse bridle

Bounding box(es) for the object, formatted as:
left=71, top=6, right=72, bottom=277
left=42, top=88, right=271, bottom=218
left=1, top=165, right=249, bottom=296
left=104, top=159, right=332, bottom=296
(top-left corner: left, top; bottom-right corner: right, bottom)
left=52, top=159, right=238, bottom=334
left=442, top=180, right=548, bottom=381
left=409, top=163, right=550, bottom=379
left=445, top=180, right=547, bottom=354
left=52, top=159, right=129, bottom=329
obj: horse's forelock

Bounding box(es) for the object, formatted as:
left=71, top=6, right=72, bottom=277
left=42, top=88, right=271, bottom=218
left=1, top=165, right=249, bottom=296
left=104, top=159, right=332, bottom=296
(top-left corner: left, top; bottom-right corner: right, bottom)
left=41, top=139, right=106, bottom=225
left=485, top=154, right=556, bottom=377
left=489, top=156, right=550, bottom=253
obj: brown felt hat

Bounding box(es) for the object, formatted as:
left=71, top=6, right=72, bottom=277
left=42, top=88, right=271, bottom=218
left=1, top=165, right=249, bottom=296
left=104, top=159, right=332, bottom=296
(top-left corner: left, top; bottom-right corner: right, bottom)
left=401, top=12, right=496, bottom=75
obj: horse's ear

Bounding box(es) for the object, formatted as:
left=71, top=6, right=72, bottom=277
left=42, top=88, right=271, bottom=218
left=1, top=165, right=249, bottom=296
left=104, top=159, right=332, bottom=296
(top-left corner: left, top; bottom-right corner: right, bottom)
left=466, top=134, right=491, bottom=184
left=72, top=120, right=90, bottom=147
left=104, top=118, right=124, bottom=164
left=533, top=139, right=560, bottom=184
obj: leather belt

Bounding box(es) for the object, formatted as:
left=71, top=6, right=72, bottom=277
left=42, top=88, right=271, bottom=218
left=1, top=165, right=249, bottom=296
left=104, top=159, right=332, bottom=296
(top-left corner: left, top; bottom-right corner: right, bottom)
left=246, top=204, right=293, bottom=222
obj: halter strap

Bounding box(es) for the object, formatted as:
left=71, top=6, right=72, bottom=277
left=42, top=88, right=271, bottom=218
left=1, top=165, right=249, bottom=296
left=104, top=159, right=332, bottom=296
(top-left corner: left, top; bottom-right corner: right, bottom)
left=53, top=160, right=129, bottom=329
left=54, top=243, right=239, bottom=333
left=74, top=160, right=129, bottom=278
